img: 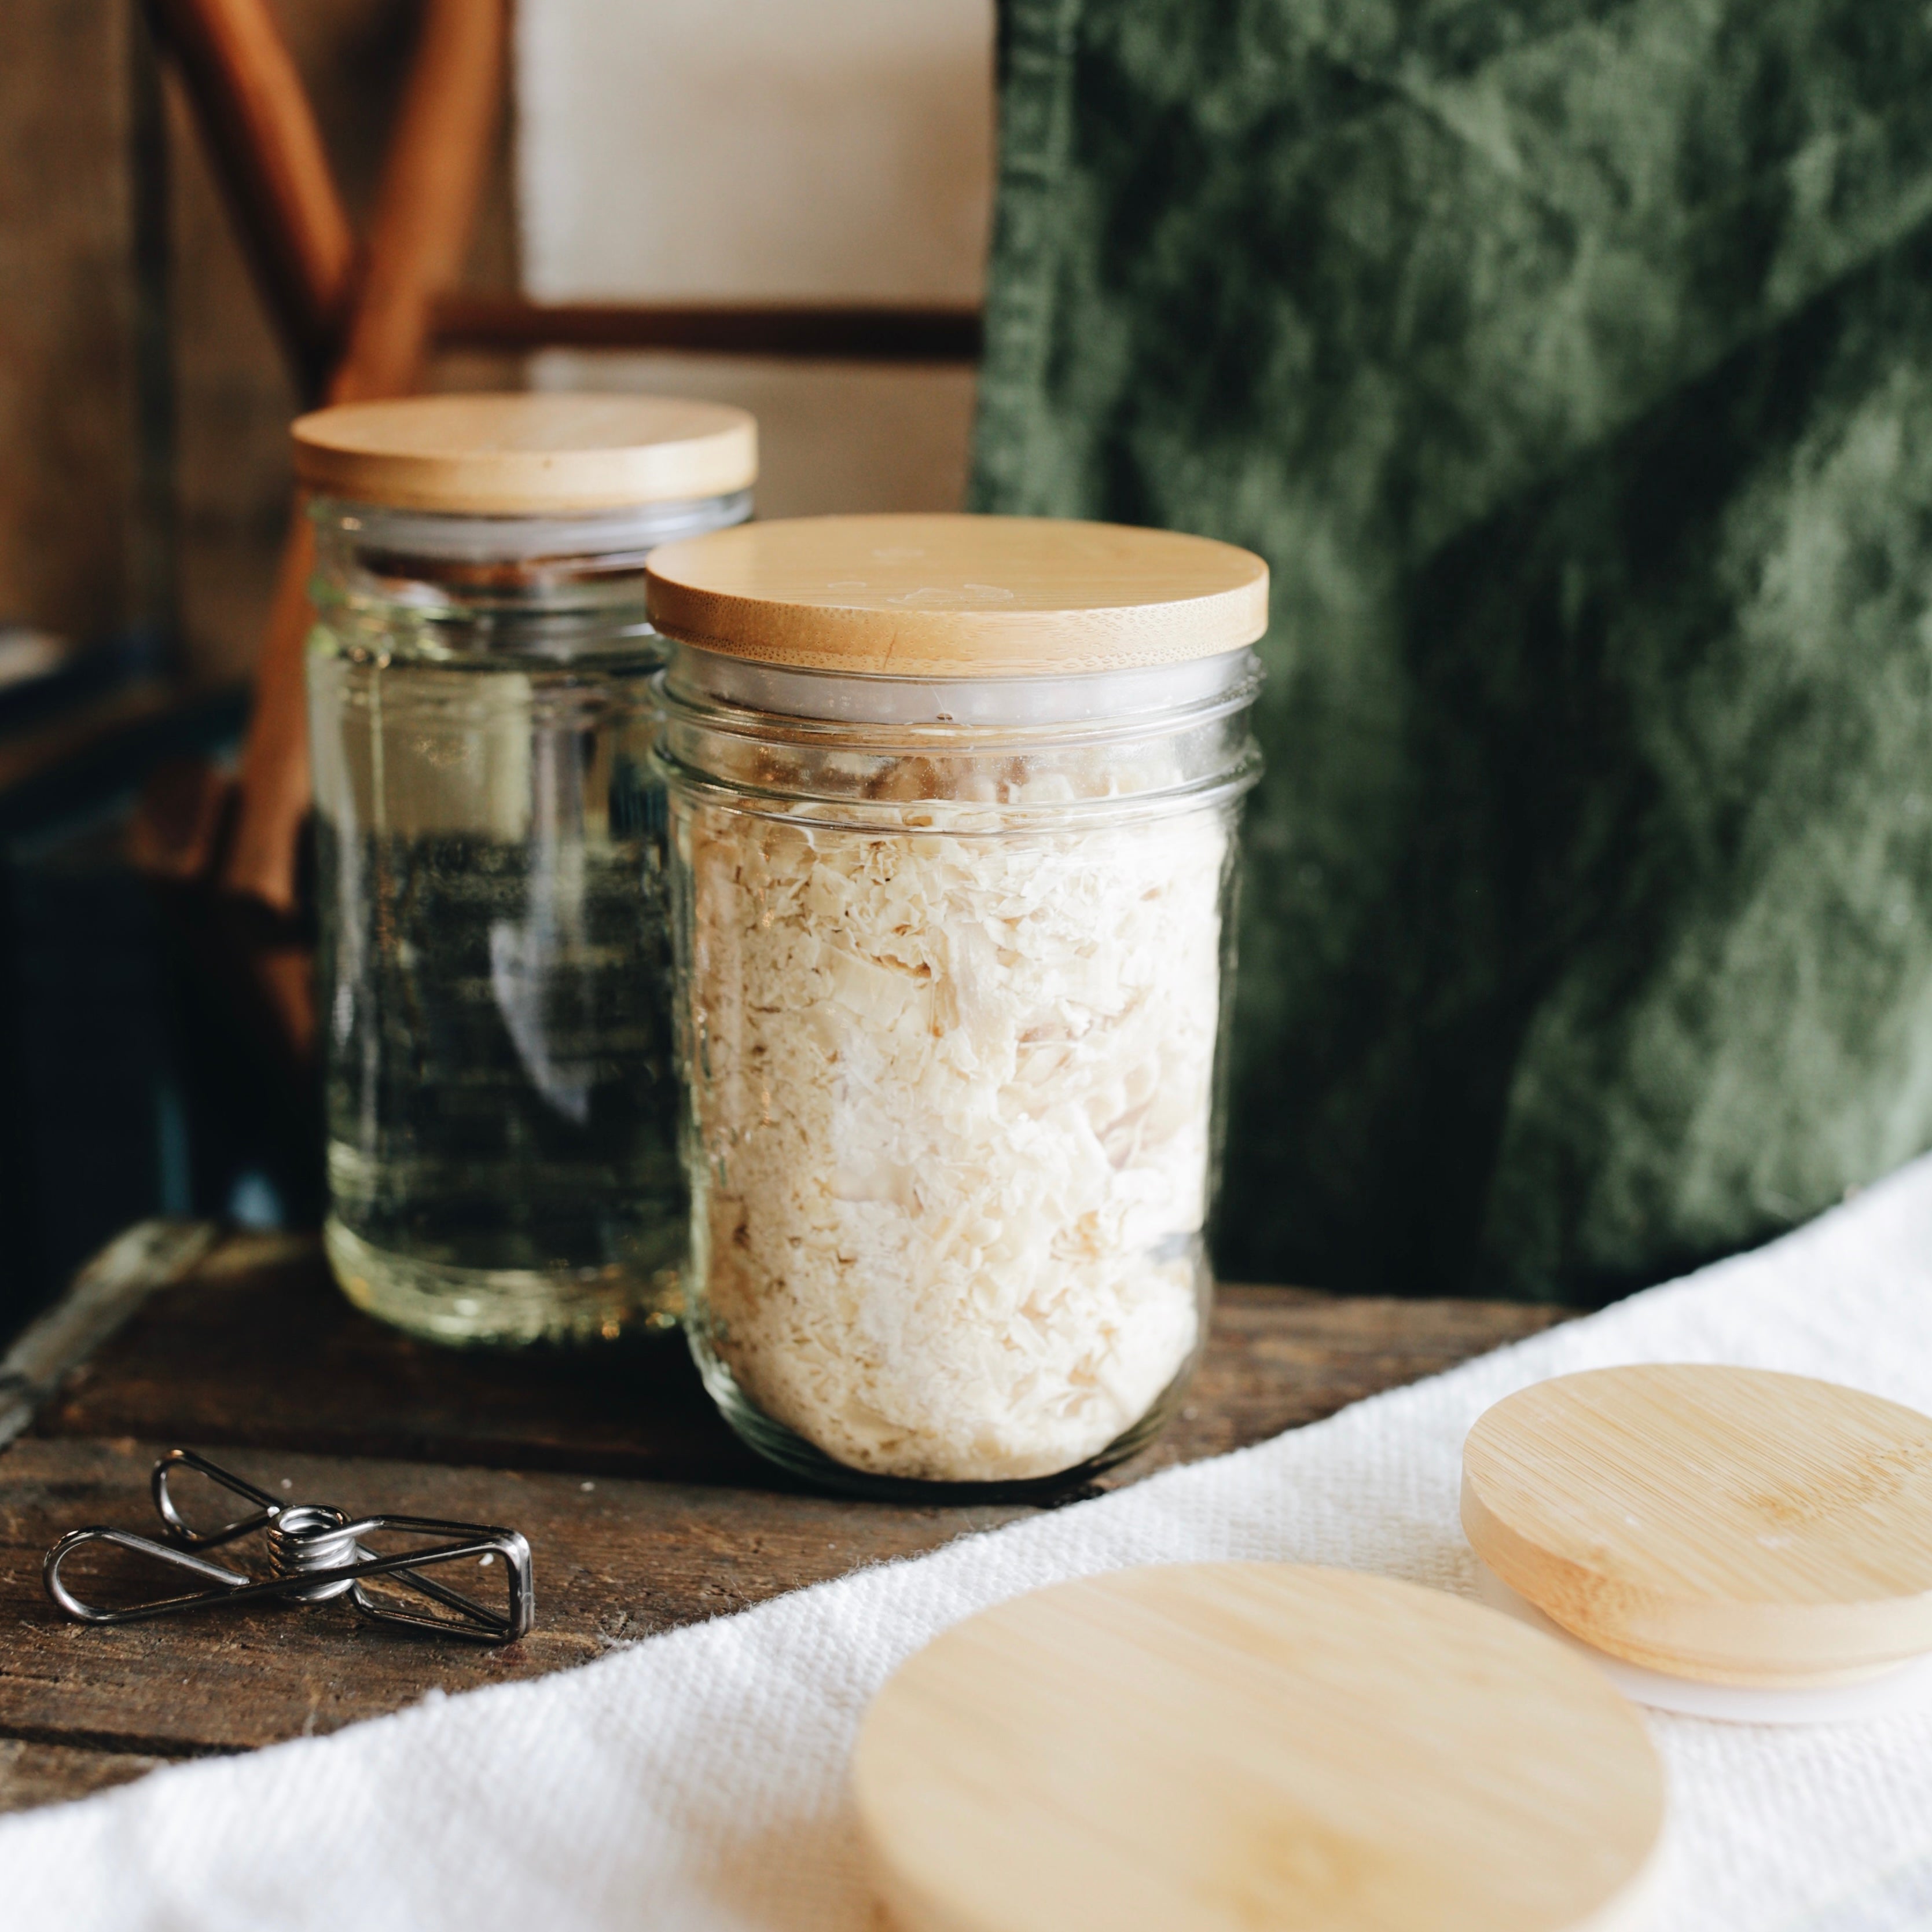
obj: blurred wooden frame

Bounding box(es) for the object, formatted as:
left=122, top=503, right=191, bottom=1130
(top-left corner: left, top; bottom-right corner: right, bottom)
left=137, top=0, right=983, bottom=1074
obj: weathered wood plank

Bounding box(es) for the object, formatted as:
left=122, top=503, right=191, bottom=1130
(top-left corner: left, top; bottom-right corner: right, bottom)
left=35, top=1233, right=1570, bottom=1486
left=35, top=1235, right=771, bottom=1485
left=0, top=1436, right=1029, bottom=1755
left=167, top=0, right=524, bottom=684
left=1100, top=1287, right=1571, bottom=1485
left=0, top=1738, right=171, bottom=1815
left=2, top=1229, right=1572, bottom=1784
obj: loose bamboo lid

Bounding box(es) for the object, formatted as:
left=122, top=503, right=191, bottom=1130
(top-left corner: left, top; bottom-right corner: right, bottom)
left=644, top=514, right=1269, bottom=676
left=853, top=1563, right=1664, bottom=1932
left=292, top=393, right=757, bottom=514
left=1463, top=1365, right=1932, bottom=1687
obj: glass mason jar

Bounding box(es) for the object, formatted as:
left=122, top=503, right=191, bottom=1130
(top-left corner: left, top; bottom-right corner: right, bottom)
left=299, top=394, right=756, bottom=1346
left=647, top=514, right=1268, bottom=1494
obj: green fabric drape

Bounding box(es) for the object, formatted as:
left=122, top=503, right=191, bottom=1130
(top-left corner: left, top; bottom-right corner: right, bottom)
left=971, top=0, right=1932, bottom=1300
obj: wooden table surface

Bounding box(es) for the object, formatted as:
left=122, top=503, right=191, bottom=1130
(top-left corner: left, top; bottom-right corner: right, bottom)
left=0, top=1224, right=1570, bottom=1817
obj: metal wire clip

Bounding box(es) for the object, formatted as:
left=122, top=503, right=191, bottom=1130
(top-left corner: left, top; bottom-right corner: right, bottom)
left=44, top=1449, right=534, bottom=1643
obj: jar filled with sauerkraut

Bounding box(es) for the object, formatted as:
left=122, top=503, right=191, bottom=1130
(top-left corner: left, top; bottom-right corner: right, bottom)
left=647, top=514, right=1266, bottom=1494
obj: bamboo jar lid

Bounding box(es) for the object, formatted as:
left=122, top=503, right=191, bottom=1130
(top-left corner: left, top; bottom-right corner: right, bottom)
left=1463, top=1365, right=1932, bottom=1688
left=643, top=514, right=1269, bottom=676
left=292, top=393, right=757, bottom=513
left=853, top=1564, right=1664, bottom=1932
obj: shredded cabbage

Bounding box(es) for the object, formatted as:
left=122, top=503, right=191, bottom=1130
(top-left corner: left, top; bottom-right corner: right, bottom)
left=688, top=799, right=1229, bottom=1482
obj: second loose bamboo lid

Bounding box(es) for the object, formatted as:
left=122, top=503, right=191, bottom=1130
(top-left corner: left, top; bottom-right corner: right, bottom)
left=292, top=392, right=758, bottom=515
left=1463, top=1365, right=1932, bottom=1687
left=643, top=513, right=1269, bottom=677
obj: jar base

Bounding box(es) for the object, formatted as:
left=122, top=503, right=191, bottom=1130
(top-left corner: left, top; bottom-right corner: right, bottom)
left=325, top=1217, right=679, bottom=1349
left=687, top=1321, right=1198, bottom=1504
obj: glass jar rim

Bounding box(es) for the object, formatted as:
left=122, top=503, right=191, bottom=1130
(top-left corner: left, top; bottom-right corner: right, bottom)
left=311, top=490, right=755, bottom=563
left=662, top=640, right=1262, bottom=729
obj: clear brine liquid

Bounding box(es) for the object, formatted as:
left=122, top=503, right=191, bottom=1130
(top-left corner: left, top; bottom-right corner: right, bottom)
left=313, top=652, right=683, bottom=1344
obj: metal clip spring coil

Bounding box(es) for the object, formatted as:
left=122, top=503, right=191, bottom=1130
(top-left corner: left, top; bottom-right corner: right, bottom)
left=44, top=1449, right=534, bottom=1643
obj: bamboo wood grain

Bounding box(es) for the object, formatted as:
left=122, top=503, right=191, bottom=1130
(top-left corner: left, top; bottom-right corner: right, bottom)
left=1461, top=1365, right=1932, bottom=1687
left=145, top=0, right=355, bottom=396
left=221, top=0, right=509, bottom=914
left=854, top=1564, right=1663, bottom=1932
left=644, top=515, right=1270, bottom=675
left=291, top=393, right=757, bottom=513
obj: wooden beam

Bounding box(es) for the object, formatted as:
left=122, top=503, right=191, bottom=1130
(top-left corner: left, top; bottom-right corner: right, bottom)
left=433, top=295, right=985, bottom=365
left=144, top=0, right=355, bottom=398
left=220, top=0, right=509, bottom=916
left=329, top=0, right=510, bottom=403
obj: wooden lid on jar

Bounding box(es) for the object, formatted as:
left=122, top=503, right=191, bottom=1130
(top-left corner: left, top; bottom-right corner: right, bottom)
left=644, top=513, right=1269, bottom=676
left=853, top=1564, right=1663, bottom=1932
left=291, top=392, right=758, bottom=513
left=1462, top=1365, right=1932, bottom=1687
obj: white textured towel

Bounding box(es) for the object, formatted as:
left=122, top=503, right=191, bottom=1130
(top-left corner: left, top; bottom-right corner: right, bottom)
left=8, top=1161, right=1932, bottom=1930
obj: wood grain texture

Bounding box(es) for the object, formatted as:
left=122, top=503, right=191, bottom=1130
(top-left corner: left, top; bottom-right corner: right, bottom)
left=0, top=1739, right=168, bottom=1816
left=854, top=1563, right=1664, bottom=1932
left=292, top=392, right=757, bottom=512
left=432, top=296, right=985, bottom=365
left=0, top=1227, right=1570, bottom=1809
left=0, top=1435, right=1028, bottom=1756
left=222, top=0, right=509, bottom=913
left=644, top=515, right=1270, bottom=675
left=329, top=0, right=507, bottom=407
left=1462, top=1365, right=1932, bottom=1686
left=146, top=0, right=355, bottom=392
left=31, top=1235, right=1571, bottom=1488
left=164, top=0, right=523, bottom=688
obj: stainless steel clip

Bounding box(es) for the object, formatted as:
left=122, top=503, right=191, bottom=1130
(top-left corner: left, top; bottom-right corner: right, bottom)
left=44, top=1449, right=534, bottom=1643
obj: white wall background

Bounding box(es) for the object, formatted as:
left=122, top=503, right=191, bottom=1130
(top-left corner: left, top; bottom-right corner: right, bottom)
left=516, top=0, right=995, bottom=517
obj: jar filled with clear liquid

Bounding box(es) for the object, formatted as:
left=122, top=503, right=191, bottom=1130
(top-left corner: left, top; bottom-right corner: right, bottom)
left=299, top=393, right=756, bottom=1345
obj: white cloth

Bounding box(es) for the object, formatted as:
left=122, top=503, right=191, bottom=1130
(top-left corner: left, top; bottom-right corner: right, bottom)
left=9, top=1162, right=1932, bottom=1931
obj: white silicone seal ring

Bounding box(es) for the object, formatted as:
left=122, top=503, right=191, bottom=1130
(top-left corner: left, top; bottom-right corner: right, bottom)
left=1472, top=1558, right=1932, bottom=1725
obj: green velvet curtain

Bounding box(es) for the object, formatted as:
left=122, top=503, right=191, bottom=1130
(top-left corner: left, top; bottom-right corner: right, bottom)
left=971, top=0, right=1932, bottom=1301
